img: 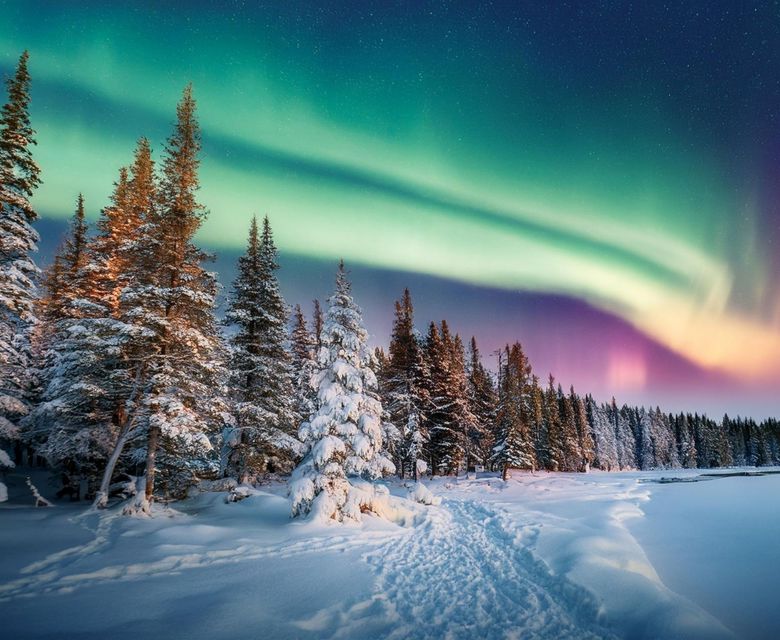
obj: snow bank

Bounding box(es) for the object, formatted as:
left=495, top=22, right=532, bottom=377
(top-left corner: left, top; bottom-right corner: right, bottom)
left=2, top=470, right=777, bottom=639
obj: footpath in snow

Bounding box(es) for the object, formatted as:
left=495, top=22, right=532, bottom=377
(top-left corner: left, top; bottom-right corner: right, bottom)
left=1, top=468, right=776, bottom=639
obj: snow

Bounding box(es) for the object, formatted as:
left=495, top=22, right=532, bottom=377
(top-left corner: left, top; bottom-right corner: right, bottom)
left=0, top=448, right=14, bottom=468
left=407, top=481, right=442, bottom=506
left=1, top=468, right=778, bottom=639
left=629, top=472, right=780, bottom=640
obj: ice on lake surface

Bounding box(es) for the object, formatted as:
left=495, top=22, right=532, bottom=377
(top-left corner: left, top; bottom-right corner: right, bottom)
left=628, top=471, right=780, bottom=640
left=0, top=468, right=778, bottom=639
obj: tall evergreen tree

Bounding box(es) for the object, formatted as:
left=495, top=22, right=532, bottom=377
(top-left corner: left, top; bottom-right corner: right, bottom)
left=493, top=343, right=535, bottom=479
left=544, top=375, right=564, bottom=471
left=381, top=289, right=429, bottom=479
left=91, top=141, right=160, bottom=507
left=290, top=303, right=318, bottom=426
left=571, top=387, right=594, bottom=471
left=466, top=336, right=496, bottom=469
left=529, top=375, right=547, bottom=470
left=0, top=51, right=41, bottom=467
left=117, top=85, right=224, bottom=509
left=425, top=321, right=473, bottom=474
left=558, top=385, right=581, bottom=471
left=224, top=216, right=299, bottom=481
left=312, top=298, right=324, bottom=350
left=290, top=261, right=393, bottom=521
left=586, top=395, right=618, bottom=471
left=32, top=190, right=140, bottom=493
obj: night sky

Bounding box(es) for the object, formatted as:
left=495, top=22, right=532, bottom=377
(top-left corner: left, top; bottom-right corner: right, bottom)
left=1, top=1, right=778, bottom=417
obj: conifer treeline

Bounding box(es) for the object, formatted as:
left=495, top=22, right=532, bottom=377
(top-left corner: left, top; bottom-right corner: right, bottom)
left=373, top=290, right=780, bottom=478
left=1, top=53, right=779, bottom=508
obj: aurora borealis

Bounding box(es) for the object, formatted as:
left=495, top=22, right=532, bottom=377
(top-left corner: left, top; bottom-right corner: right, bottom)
left=1, top=1, right=778, bottom=416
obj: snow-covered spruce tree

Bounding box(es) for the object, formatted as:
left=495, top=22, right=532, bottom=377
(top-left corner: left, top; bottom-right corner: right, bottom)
left=586, top=395, right=618, bottom=471
left=381, top=289, right=430, bottom=479
left=675, top=413, right=698, bottom=468
left=425, top=321, right=474, bottom=475
left=529, top=375, right=548, bottom=471
left=290, top=303, right=318, bottom=438
left=571, top=387, right=594, bottom=471
left=39, top=146, right=159, bottom=498
left=119, top=85, right=224, bottom=510
left=0, top=51, right=41, bottom=470
left=543, top=375, right=564, bottom=471
left=493, top=343, right=536, bottom=479
left=636, top=407, right=656, bottom=469
left=30, top=195, right=127, bottom=489
left=224, top=215, right=299, bottom=482
left=290, top=261, right=394, bottom=522
left=613, top=401, right=638, bottom=469
left=558, top=385, right=582, bottom=471
left=466, top=336, right=496, bottom=470
left=89, top=139, right=163, bottom=507
left=312, top=298, right=323, bottom=350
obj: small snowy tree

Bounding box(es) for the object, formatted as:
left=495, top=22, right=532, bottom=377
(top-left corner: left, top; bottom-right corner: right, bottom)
left=290, top=261, right=394, bottom=522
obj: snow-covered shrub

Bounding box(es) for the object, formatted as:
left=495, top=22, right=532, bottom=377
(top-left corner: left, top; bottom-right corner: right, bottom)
left=407, top=482, right=442, bottom=506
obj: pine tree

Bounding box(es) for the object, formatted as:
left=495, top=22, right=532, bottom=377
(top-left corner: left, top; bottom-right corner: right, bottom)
left=558, top=385, right=581, bottom=471
left=614, top=402, right=637, bottom=469
left=425, top=321, right=473, bottom=474
left=312, top=298, right=324, bottom=350
left=587, top=395, right=618, bottom=471
left=32, top=193, right=137, bottom=493
left=571, top=387, right=594, bottom=471
left=637, top=408, right=656, bottom=469
left=290, top=261, right=394, bottom=521
left=89, top=139, right=160, bottom=507
left=0, top=52, right=41, bottom=467
left=529, top=376, right=547, bottom=470
left=544, top=375, right=564, bottom=471
left=117, top=85, right=224, bottom=509
left=493, top=343, right=535, bottom=479
left=224, top=216, right=299, bottom=481
left=290, top=303, right=318, bottom=426
left=381, top=289, right=429, bottom=479
left=466, top=336, right=495, bottom=469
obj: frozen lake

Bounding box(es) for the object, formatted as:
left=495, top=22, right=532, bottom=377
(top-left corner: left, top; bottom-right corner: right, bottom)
left=629, top=473, right=780, bottom=640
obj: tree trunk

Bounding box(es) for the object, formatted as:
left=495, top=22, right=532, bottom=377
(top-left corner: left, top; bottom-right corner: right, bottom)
left=92, top=422, right=132, bottom=509
left=92, top=366, right=145, bottom=510
left=144, top=424, right=161, bottom=502
left=502, top=463, right=508, bottom=481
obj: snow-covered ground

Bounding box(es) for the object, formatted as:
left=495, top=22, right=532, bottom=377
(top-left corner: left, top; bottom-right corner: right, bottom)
left=1, top=468, right=778, bottom=639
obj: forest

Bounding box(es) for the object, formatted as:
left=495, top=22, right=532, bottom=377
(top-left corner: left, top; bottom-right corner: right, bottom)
left=2, top=52, right=779, bottom=518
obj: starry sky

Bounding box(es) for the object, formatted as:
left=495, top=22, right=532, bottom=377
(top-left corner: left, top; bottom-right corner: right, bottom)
left=1, top=1, right=779, bottom=417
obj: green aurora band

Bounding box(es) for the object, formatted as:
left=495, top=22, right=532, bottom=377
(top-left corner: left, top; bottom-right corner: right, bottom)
left=1, top=2, right=778, bottom=385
